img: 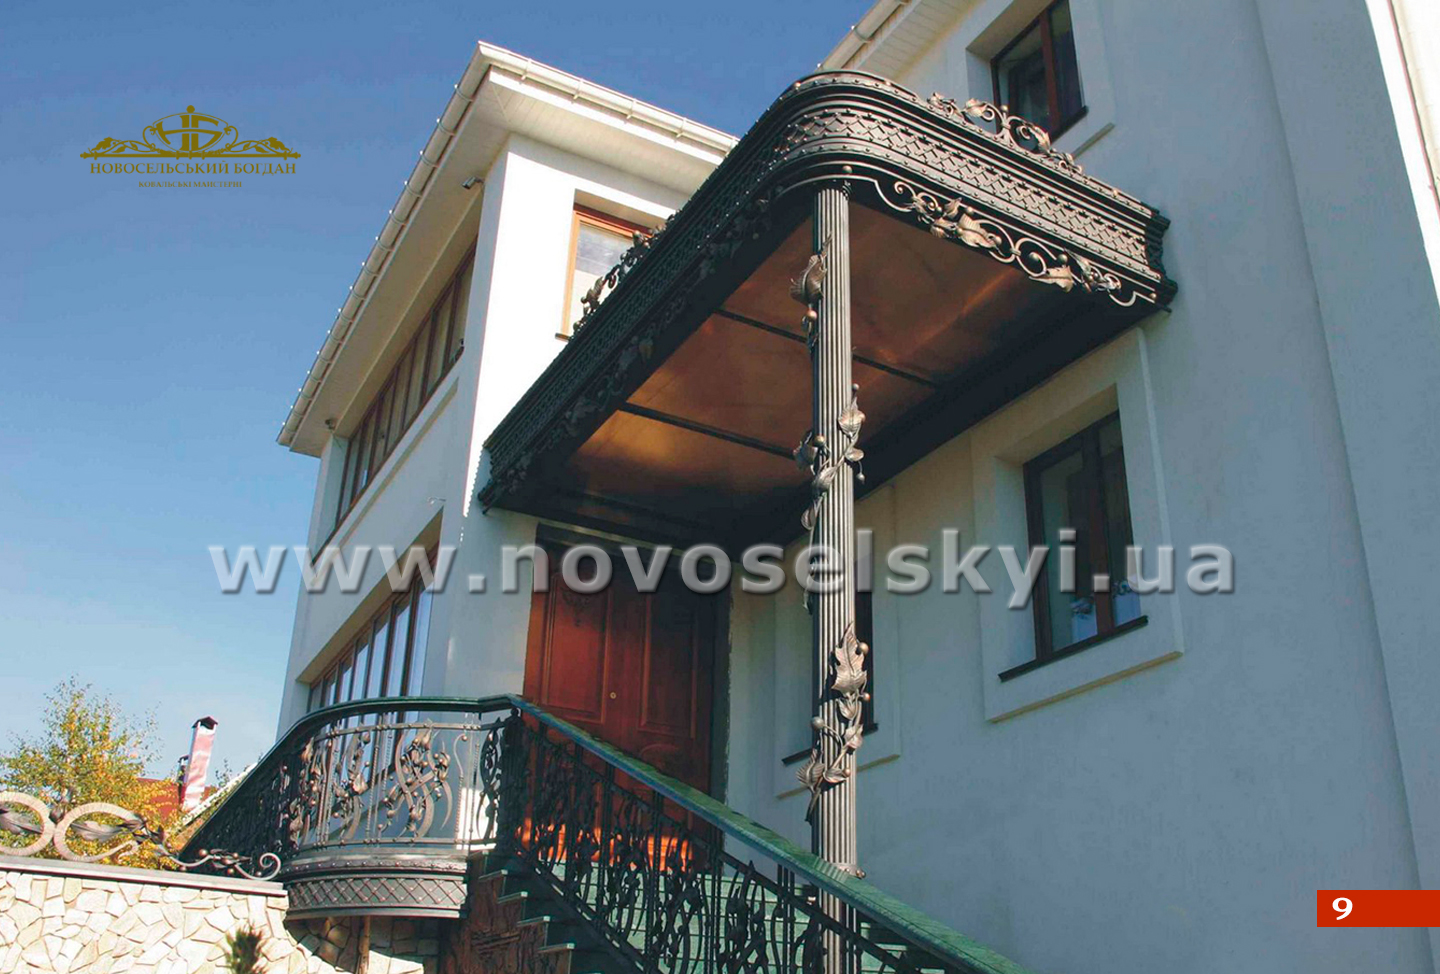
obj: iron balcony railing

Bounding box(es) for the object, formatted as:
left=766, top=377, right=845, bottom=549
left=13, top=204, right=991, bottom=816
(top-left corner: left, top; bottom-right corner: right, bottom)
left=189, top=696, right=1035, bottom=973
left=182, top=697, right=516, bottom=881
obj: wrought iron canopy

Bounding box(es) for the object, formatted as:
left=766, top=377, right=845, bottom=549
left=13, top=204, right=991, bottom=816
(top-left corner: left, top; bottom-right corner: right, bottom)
left=480, top=72, right=1175, bottom=544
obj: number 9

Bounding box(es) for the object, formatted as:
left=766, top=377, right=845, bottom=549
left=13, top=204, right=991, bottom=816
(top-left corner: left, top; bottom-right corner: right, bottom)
left=1333, top=897, right=1353, bottom=920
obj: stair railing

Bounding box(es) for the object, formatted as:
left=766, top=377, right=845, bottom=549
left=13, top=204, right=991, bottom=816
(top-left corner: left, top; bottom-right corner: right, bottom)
left=496, top=698, right=1036, bottom=974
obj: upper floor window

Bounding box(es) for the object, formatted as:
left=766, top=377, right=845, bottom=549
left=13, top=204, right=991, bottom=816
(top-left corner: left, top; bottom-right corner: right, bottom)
left=992, top=0, right=1085, bottom=137
left=1023, top=412, right=1141, bottom=662
left=305, top=569, right=434, bottom=712
left=562, top=206, right=647, bottom=336
left=333, top=250, right=473, bottom=531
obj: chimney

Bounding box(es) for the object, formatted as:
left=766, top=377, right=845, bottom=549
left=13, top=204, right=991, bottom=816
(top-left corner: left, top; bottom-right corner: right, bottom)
left=180, top=717, right=218, bottom=812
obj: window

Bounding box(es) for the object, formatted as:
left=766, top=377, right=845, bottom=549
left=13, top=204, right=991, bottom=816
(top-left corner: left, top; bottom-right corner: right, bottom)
left=992, top=0, right=1085, bottom=137
left=561, top=206, right=647, bottom=336
left=334, top=251, right=473, bottom=531
left=856, top=588, right=877, bottom=733
left=306, top=568, right=436, bottom=712
left=1022, top=412, right=1142, bottom=664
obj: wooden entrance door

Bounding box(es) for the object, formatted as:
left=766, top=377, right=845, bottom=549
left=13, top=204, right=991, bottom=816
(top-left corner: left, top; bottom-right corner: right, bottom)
left=523, top=547, right=716, bottom=792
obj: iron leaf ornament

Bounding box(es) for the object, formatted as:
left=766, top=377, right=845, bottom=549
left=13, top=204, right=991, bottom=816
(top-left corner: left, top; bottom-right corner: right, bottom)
left=789, top=238, right=828, bottom=349
left=891, top=181, right=1126, bottom=300
left=788, top=235, right=871, bottom=819
left=796, top=623, right=871, bottom=818
left=926, top=94, right=1084, bottom=175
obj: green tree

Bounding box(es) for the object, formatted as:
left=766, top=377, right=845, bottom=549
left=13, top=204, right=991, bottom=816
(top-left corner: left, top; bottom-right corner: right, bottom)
left=1, top=678, right=166, bottom=818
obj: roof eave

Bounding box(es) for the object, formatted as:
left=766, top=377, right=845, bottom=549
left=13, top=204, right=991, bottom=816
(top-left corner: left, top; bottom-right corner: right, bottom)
left=276, top=42, right=736, bottom=452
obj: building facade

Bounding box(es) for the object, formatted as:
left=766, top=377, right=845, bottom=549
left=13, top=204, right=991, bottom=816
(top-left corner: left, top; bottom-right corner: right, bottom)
left=244, top=2, right=1440, bottom=972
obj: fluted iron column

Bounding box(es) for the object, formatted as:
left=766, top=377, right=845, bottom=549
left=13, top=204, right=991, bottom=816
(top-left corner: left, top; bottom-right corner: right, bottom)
left=811, top=184, right=857, bottom=874
left=792, top=182, right=866, bottom=906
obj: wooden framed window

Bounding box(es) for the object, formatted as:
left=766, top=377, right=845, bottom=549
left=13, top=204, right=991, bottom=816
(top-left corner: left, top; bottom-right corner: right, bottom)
left=561, top=206, right=647, bottom=337
left=331, top=250, right=473, bottom=533
left=992, top=0, right=1085, bottom=138
left=1017, top=412, right=1143, bottom=672
left=306, top=563, right=437, bottom=712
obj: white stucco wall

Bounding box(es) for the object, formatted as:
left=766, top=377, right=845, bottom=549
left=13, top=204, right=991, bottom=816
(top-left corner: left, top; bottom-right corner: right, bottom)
left=268, top=7, right=1440, bottom=972
left=723, top=1, right=1440, bottom=972
left=277, top=133, right=694, bottom=730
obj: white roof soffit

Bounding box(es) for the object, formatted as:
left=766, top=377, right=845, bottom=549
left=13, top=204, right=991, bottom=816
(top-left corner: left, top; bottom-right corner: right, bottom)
left=277, top=42, right=737, bottom=454
left=821, top=1, right=968, bottom=77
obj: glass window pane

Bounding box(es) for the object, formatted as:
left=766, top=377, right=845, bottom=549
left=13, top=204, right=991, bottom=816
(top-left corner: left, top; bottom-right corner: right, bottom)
left=385, top=597, right=411, bottom=698
left=431, top=288, right=456, bottom=376
left=382, top=377, right=404, bottom=459
left=566, top=221, right=632, bottom=329
left=369, top=385, right=393, bottom=475
left=445, top=270, right=469, bottom=367
left=405, top=587, right=432, bottom=695
left=1036, top=445, right=1096, bottom=650
left=1097, top=416, right=1139, bottom=627
left=856, top=588, right=875, bottom=730
left=996, top=21, right=1048, bottom=128
left=352, top=640, right=372, bottom=702
left=366, top=620, right=389, bottom=699
left=340, top=438, right=356, bottom=514
left=352, top=416, right=372, bottom=495
left=424, top=308, right=447, bottom=394
left=406, top=332, right=428, bottom=417
left=336, top=656, right=353, bottom=704
left=1049, top=0, right=1084, bottom=122
left=393, top=346, right=415, bottom=434
left=321, top=672, right=336, bottom=707
left=307, top=682, right=319, bottom=712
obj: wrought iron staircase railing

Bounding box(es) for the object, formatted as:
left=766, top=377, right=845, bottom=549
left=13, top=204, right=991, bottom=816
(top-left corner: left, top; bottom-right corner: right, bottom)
left=498, top=699, right=1034, bottom=974
left=188, top=696, right=1035, bottom=972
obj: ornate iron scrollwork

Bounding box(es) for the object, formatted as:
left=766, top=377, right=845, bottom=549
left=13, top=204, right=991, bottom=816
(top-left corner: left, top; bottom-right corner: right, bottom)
left=927, top=95, right=1084, bottom=175
left=571, top=219, right=671, bottom=334
left=0, top=790, right=281, bottom=880
left=795, top=620, right=871, bottom=817
left=889, top=180, right=1131, bottom=303
left=499, top=714, right=933, bottom=973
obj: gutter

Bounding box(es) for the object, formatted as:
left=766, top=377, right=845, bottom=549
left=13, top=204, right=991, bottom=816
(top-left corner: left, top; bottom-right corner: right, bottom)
left=276, top=42, right=736, bottom=450
left=820, top=0, right=910, bottom=70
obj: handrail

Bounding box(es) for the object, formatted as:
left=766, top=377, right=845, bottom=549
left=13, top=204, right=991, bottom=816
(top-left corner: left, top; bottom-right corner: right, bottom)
left=183, top=696, right=516, bottom=864
left=191, top=694, right=1035, bottom=973
left=509, top=697, right=1036, bottom=974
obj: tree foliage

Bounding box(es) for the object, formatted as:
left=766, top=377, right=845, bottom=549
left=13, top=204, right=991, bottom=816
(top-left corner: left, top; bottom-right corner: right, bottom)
left=0, top=678, right=167, bottom=816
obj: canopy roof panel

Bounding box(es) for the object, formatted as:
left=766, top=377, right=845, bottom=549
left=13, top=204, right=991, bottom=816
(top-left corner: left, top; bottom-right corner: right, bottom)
left=481, top=72, right=1175, bottom=545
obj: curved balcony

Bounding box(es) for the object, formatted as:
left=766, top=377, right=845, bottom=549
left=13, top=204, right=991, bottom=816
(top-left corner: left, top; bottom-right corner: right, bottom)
left=183, top=697, right=514, bottom=920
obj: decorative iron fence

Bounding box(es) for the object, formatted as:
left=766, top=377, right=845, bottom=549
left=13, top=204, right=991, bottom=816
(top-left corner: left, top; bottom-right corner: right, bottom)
left=182, top=697, right=515, bottom=876
left=500, top=699, right=1033, bottom=974
left=182, top=696, right=1031, bottom=972
left=0, top=790, right=279, bottom=879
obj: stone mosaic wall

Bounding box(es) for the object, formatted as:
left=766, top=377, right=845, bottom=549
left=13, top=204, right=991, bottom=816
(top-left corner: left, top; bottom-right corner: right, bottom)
left=0, top=860, right=441, bottom=974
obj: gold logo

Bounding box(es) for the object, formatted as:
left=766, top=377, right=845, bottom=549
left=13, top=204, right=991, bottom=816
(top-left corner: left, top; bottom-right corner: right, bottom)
left=82, top=106, right=300, bottom=160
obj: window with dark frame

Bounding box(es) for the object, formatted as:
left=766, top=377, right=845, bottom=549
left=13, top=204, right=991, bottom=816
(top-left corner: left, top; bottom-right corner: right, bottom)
left=1015, top=412, right=1143, bottom=675
left=991, top=0, right=1085, bottom=138
left=561, top=206, right=649, bottom=337
left=332, top=250, right=474, bottom=533
left=306, top=566, right=436, bottom=712
left=856, top=587, right=877, bottom=733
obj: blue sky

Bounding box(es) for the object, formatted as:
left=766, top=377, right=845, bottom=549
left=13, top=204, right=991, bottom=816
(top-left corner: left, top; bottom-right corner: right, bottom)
left=0, top=0, right=874, bottom=779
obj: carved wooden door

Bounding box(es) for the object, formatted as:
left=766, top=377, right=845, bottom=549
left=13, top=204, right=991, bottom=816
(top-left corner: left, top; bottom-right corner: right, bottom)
left=523, top=547, right=715, bottom=793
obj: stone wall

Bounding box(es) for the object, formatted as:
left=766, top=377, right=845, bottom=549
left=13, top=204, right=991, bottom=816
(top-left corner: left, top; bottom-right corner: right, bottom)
left=0, top=857, right=441, bottom=974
